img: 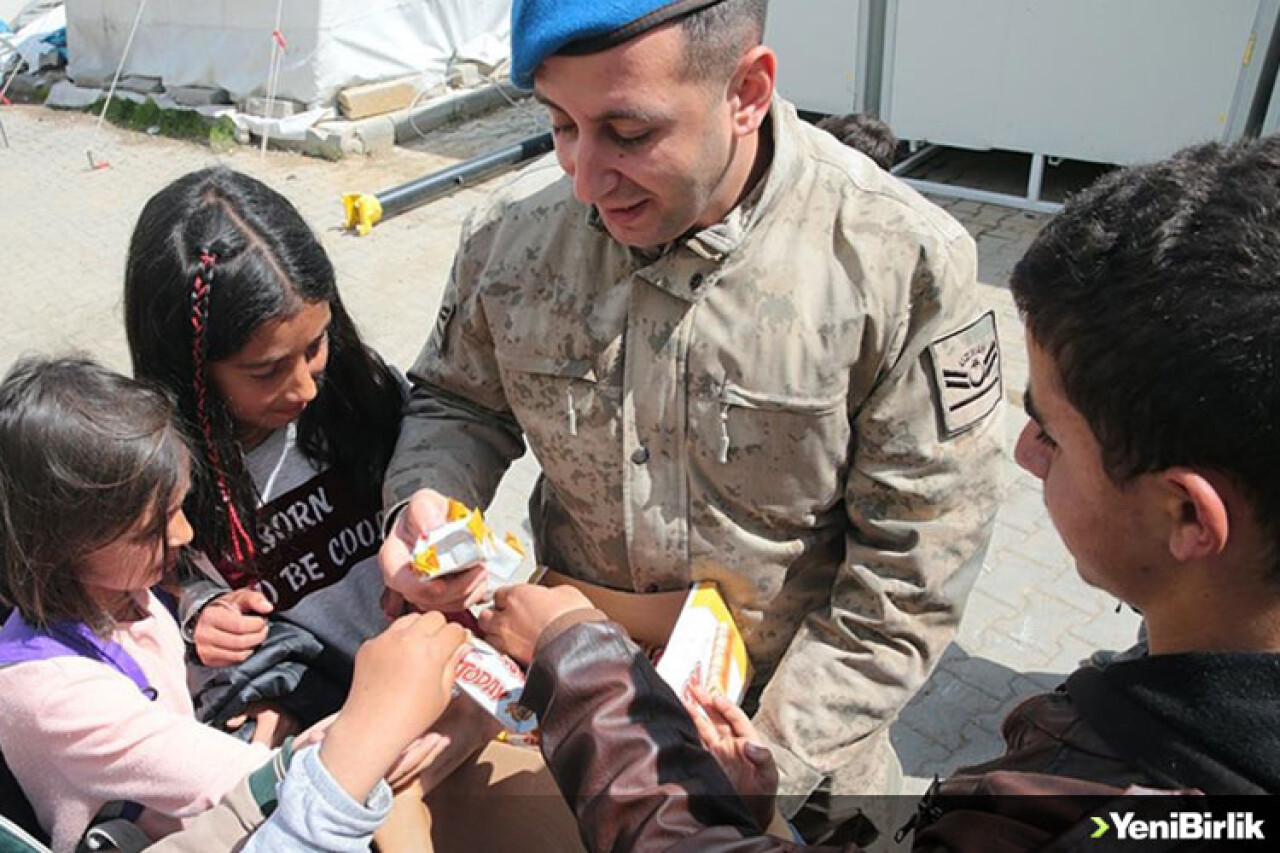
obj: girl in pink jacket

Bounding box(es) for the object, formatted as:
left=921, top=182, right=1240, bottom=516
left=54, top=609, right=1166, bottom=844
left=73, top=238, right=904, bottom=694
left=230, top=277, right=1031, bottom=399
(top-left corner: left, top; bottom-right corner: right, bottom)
left=0, top=357, right=269, bottom=852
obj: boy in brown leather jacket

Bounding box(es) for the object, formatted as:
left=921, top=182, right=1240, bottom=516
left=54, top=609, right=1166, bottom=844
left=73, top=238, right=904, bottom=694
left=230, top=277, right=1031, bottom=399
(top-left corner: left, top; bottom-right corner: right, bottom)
left=483, top=135, right=1280, bottom=851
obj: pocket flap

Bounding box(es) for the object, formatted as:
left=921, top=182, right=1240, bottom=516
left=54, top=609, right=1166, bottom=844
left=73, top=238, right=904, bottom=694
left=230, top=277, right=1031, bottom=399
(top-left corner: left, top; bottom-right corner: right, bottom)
left=497, top=351, right=598, bottom=382
left=722, top=380, right=845, bottom=415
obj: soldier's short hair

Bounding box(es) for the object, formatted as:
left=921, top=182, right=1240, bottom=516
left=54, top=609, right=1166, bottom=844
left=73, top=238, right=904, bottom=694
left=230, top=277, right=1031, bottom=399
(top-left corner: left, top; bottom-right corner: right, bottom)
left=678, top=0, right=769, bottom=84
left=1012, top=136, right=1280, bottom=564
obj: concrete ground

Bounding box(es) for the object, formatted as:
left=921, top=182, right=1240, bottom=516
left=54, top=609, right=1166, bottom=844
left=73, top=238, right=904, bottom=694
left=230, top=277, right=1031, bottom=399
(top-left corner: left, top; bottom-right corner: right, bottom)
left=0, top=104, right=1140, bottom=797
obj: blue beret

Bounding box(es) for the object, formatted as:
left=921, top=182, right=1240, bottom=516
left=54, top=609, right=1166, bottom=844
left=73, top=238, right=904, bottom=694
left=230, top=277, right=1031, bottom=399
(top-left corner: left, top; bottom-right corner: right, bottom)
left=510, top=0, right=727, bottom=90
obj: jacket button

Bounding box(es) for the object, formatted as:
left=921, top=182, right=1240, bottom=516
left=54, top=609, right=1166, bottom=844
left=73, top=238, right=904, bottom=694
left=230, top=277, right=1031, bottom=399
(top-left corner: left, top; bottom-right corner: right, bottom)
left=690, top=273, right=704, bottom=289
left=631, top=446, right=650, bottom=465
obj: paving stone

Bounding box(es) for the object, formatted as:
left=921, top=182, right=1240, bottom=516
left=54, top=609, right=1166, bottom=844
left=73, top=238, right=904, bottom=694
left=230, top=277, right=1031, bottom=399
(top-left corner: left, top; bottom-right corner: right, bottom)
left=970, top=203, right=1011, bottom=228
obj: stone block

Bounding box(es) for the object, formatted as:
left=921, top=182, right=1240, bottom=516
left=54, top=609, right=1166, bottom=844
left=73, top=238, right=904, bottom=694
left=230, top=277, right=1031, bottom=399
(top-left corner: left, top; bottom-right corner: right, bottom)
left=352, top=115, right=396, bottom=155
left=168, top=86, right=231, bottom=107
left=120, top=75, right=163, bottom=94
left=45, top=80, right=102, bottom=109
left=240, top=96, right=304, bottom=120
left=303, top=126, right=347, bottom=161
left=338, top=77, right=421, bottom=120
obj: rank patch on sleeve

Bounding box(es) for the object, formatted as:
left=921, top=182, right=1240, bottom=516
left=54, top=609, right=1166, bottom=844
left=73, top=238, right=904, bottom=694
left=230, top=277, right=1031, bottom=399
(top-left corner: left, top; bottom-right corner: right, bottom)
left=927, top=311, right=1001, bottom=437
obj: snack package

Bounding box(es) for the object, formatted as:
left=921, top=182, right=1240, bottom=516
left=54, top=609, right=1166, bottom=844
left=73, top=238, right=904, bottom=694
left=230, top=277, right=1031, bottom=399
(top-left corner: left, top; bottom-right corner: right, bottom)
left=411, top=499, right=529, bottom=586
left=453, top=636, right=539, bottom=737
left=653, top=582, right=752, bottom=705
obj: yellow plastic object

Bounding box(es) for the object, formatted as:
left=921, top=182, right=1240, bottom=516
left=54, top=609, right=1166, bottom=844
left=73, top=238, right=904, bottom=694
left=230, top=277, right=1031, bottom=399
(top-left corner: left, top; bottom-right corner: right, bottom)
left=342, top=192, right=383, bottom=236
left=409, top=500, right=528, bottom=581
left=465, top=509, right=490, bottom=543
left=446, top=499, right=470, bottom=522
left=415, top=548, right=440, bottom=575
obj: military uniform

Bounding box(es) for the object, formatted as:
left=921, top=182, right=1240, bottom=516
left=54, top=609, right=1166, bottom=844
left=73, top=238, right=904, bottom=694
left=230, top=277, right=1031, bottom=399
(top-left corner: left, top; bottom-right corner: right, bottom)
left=385, top=98, right=1004, bottom=808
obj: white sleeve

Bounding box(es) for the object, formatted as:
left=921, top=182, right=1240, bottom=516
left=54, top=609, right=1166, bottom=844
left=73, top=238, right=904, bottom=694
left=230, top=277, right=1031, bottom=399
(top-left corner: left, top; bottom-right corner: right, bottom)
left=241, top=746, right=392, bottom=853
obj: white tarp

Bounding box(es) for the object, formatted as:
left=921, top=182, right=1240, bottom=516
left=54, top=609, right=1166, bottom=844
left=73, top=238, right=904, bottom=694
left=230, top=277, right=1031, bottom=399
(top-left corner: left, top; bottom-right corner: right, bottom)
left=1, top=1, right=28, bottom=27
left=66, top=0, right=511, bottom=106
left=4, top=5, right=63, bottom=71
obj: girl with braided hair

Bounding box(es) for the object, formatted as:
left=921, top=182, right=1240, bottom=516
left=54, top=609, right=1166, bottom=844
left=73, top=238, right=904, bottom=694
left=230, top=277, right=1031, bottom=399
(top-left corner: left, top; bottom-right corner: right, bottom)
left=124, top=167, right=406, bottom=740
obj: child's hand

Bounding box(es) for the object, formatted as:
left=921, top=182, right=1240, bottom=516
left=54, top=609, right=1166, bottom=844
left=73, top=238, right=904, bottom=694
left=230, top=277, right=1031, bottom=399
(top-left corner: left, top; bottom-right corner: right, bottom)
left=379, top=489, right=490, bottom=613
left=319, top=612, right=471, bottom=802
left=478, top=583, right=595, bottom=665
left=686, top=684, right=779, bottom=830
left=382, top=731, right=450, bottom=792
left=194, top=588, right=272, bottom=666
left=226, top=701, right=299, bottom=748
left=409, top=695, right=503, bottom=793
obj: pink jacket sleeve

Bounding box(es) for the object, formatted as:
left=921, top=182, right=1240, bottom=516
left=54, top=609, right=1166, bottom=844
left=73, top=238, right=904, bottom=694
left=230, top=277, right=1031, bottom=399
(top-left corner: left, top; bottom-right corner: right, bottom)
left=0, top=599, right=270, bottom=851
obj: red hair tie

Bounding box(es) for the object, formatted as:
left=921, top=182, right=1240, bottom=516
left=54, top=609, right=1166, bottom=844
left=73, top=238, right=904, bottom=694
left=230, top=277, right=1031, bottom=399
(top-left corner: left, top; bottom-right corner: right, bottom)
left=190, top=251, right=256, bottom=565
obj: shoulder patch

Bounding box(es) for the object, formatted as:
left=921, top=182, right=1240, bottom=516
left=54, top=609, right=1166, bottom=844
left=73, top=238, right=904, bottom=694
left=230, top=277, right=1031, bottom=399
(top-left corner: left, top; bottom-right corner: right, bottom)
left=927, top=311, right=1002, bottom=437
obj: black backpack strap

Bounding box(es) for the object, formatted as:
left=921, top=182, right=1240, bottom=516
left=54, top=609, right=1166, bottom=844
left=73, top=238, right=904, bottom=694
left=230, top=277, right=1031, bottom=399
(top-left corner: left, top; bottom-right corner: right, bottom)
left=0, top=751, right=44, bottom=848
left=75, top=818, right=151, bottom=853
left=1066, top=667, right=1266, bottom=795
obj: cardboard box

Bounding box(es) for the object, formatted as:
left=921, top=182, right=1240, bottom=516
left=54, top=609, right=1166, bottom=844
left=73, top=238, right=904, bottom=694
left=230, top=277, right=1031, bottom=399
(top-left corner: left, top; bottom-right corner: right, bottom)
left=654, top=582, right=752, bottom=705
left=541, top=571, right=752, bottom=704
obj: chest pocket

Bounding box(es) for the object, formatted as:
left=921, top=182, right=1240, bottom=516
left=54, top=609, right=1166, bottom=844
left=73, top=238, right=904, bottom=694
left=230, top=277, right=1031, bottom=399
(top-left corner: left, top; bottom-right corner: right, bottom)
left=691, top=379, right=850, bottom=522
left=498, top=352, right=623, bottom=454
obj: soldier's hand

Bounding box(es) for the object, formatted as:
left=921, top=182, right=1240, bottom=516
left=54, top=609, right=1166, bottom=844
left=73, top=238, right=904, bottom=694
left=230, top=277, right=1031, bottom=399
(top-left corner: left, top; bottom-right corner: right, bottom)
left=687, top=684, right=778, bottom=830
left=478, top=583, right=594, bottom=665
left=379, top=488, right=490, bottom=613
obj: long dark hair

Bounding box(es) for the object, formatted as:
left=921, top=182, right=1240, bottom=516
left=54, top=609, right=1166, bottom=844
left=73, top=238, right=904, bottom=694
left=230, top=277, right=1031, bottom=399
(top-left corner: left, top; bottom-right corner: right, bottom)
left=0, top=356, right=188, bottom=631
left=124, top=167, right=402, bottom=576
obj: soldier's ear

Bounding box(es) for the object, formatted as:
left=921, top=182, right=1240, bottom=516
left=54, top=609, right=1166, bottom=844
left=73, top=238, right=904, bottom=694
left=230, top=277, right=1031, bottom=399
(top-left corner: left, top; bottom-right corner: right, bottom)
left=727, top=45, right=775, bottom=138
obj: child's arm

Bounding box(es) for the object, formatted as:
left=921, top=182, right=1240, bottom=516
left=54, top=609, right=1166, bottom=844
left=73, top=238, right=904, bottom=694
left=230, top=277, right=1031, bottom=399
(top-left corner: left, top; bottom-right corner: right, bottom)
left=218, top=613, right=470, bottom=853
left=313, top=611, right=470, bottom=801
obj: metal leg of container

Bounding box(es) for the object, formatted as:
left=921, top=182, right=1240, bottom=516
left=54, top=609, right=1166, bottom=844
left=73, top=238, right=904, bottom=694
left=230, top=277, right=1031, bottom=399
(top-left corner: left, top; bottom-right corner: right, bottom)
left=1026, top=152, right=1045, bottom=204
left=889, top=142, right=943, bottom=177
left=895, top=145, right=1061, bottom=214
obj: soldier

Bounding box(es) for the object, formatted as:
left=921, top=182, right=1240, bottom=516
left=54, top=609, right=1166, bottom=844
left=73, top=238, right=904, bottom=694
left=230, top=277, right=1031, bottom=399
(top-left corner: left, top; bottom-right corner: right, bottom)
left=378, top=0, right=1003, bottom=841
left=483, top=134, right=1280, bottom=852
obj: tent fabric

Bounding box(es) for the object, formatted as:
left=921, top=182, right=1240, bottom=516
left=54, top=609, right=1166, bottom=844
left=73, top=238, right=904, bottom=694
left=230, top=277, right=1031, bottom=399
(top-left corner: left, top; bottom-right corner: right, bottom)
left=66, top=0, right=511, bottom=106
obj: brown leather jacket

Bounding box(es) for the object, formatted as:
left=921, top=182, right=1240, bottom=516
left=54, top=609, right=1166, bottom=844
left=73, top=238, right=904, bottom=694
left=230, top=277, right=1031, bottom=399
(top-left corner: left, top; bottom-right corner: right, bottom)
left=523, top=615, right=1278, bottom=852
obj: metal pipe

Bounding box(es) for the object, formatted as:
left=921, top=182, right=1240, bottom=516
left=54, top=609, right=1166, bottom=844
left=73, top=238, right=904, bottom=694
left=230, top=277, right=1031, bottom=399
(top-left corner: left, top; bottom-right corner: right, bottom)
left=861, top=0, right=888, bottom=117
left=1244, top=4, right=1280, bottom=138
left=344, top=131, right=554, bottom=235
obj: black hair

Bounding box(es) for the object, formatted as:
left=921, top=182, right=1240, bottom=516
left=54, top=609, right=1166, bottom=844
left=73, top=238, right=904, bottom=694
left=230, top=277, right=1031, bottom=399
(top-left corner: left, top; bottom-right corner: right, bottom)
left=1012, top=136, right=1280, bottom=554
left=816, top=113, right=898, bottom=171
left=679, top=0, right=768, bottom=83
left=124, top=167, right=403, bottom=575
left=0, top=356, right=188, bottom=631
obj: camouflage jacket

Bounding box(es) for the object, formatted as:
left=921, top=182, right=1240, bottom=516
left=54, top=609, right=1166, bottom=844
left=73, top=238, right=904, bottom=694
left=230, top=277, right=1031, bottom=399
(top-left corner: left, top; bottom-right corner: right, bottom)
left=385, top=98, right=1005, bottom=804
